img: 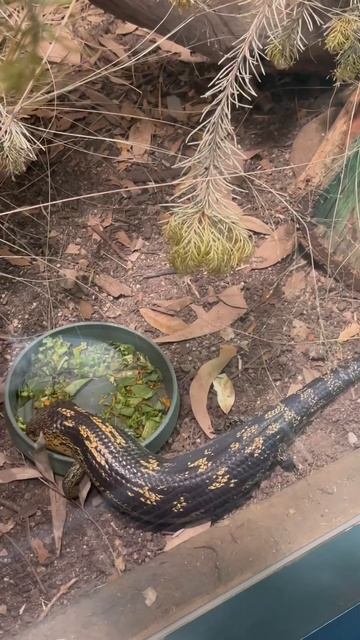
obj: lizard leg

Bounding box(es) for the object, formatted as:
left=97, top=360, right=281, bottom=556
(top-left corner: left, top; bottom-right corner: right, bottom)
left=63, top=462, right=86, bottom=499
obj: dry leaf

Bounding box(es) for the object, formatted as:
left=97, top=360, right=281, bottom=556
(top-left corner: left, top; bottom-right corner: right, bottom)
left=82, top=88, right=122, bottom=125
left=114, top=555, right=126, bottom=573
left=98, top=35, right=128, bottom=60
left=0, top=519, right=15, bottom=535
left=0, top=452, right=5, bottom=467
left=190, top=345, right=237, bottom=438
left=65, top=243, right=80, bottom=255
left=290, top=108, right=340, bottom=178
left=156, top=302, right=247, bottom=344
left=302, top=367, right=319, bottom=384
left=239, top=216, right=272, bottom=234
left=0, top=604, right=7, bottom=615
left=283, top=270, right=307, bottom=299
left=0, top=467, right=41, bottom=483
left=115, top=230, right=132, bottom=248
left=115, top=21, right=137, bottom=35
left=218, top=285, right=247, bottom=309
left=0, top=247, right=31, bottom=267
left=164, top=522, right=211, bottom=551
left=31, top=538, right=49, bottom=564
left=251, top=223, right=295, bottom=270
left=78, top=476, right=92, bottom=507
left=338, top=322, right=360, bottom=343
left=140, top=308, right=187, bottom=334
left=142, top=586, right=157, bottom=607
left=153, top=297, right=192, bottom=312
left=156, top=37, right=207, bottom=63
left=39, top=35, right=81, bottom=65
left=213, top=374, right=235, bottom=414
left=128, top=120, right=154, bottom=160
left=33, top=435, right=54, bottom=483
left=220, top=327, right=235, bottom=341
left=95, top=274, right=132, bottom=298
left=50, top=477, right=67, bottom=557
left=287, top=382, right=303, bottom=396
left=79, top=300, right=93, bottom=320
left=59, top=268, right=78, bottom=291
left=291, top=319, right=310, bottom=340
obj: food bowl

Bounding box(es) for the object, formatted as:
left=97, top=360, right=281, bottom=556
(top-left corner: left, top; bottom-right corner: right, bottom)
left=4, top=322, right=180, bottom=476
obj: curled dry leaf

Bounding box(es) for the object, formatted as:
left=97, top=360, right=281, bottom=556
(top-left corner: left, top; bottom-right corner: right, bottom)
left=0, top=467, right=41, bottom=483
left=153, top=296, right=192, bottom=312
left=291, top=319, right=310, bottom=341
left=98, top=35, right=128, bottom=60
left=50, top=477, right=67, bottom=557
left=142, top=587, right=157, bottom=607
left=213, top=374, right=235, bottom=414
left=115, top=230, right=132, bottom=248
left=239, top=215, right=272, bottom=234
left=78, top=476, right=92, bottom=508
left=139, top=308, right=187, bottom=334
left=33, top=434, right=54, bottom=483
left=302, top=367, right=319, bottom=384
left=0, top=519, right=15, bottom=535
left=95, top=274, right=132, bottom=298
left=283, top=270, right=307, bottom=299
left=0, top=247, right=31, bottom=267
left=338, top=322, right=360, bottom=343
left=65, top=243, right=80, bottom=255
left=218, top=285, right=247, bottom=309
left=114, top=555, right=126, bottom=573
left=0, top=452, right=5, bottom=467
left=164, top=522, right=211, bottom=551
left=79, top=300, right=93, bottom=320
left=129, top=120, right=154, bottom=160
left=156, top=302, right=247, bottom=344
left=287, top=382, right=303, bottom=396
left=251, top=223, right=295, bottom=270
left=31, top=538, right=49, bottom=564
left=190, top=345, right=237, bottom=438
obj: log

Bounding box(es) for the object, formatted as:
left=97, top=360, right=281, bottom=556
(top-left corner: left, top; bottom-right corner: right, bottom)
left=91, top=0, right=337, bottom=72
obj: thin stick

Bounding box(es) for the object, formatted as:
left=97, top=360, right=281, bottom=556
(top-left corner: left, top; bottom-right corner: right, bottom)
left=90, top=224, right=127, bottom=265
left=4, top=534, right=46, bottom=594
left=38, top=577, right=78, bottom=622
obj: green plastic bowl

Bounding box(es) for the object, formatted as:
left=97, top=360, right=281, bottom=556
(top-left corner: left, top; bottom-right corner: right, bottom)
left=4, top=322, right=180, bottom=476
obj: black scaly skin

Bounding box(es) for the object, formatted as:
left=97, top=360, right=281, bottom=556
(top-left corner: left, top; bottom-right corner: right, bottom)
left=26, top=358, right=360, bottom=530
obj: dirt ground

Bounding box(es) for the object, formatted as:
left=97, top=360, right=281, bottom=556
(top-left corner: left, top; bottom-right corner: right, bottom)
left=1, top=8, right=360, bottom=637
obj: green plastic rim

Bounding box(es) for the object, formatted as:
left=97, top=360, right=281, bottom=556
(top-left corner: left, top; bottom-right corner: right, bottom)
left=4, top=322, right=180, bottom=476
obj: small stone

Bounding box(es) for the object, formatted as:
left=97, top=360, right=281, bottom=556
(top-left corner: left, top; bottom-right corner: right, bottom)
left=348, top=431, right=358, bottom=447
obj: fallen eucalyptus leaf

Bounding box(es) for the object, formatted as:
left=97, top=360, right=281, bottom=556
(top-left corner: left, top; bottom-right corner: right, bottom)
left=156, top=302, right=247, bottom=344
left=31, top=538, right=49, bottom=564
left=140, top=308, right=187, bottom=334
left=0, top=467, right=41, bottom=483
left=190, top=345, right=237, bottom=438
left=338, top=322, right=360, bottom=343
left=213, top=373, right=235, bottom=414
left=218, top=285, right=247, bottom=309
left=95, top=274, right=132, bottom=298
left=152, top=296, right=192, bottom=312
left=251, top=223, right=295, bottom=269
left=164, top=522, right=211, bottom=551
